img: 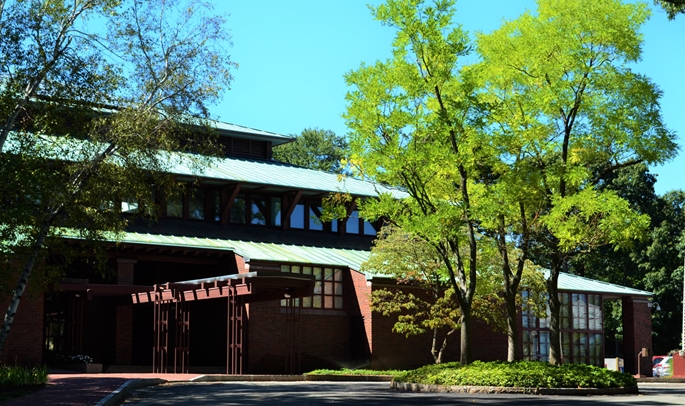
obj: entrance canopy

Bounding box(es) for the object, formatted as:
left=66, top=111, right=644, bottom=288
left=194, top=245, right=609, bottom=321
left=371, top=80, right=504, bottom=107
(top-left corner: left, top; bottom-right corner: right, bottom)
left=130, top=271, right=314, bottom=305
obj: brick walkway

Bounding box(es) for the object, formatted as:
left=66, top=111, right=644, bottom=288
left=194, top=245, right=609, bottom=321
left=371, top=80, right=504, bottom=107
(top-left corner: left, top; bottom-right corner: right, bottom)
left=4, top=373, right=202, bottom=406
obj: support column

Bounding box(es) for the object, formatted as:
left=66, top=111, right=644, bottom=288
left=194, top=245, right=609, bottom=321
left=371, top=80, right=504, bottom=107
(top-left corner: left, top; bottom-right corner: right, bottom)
left=115, top=258, right=136, bottom=365
left=622, top=296, right=652, bottom=376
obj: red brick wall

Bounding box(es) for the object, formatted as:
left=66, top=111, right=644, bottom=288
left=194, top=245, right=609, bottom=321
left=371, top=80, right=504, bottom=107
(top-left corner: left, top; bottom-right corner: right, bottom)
left=0, top=293, right=44, bottom=366
left=246, top=300, right=349, bottom=373
left=115, top=259, right=136, bottom=365
left=622, top=297, right=653, bottom=376
left=368, top=282, right=508, bottom=369
left=350, top=270, right=372, bottom=350
left=117, top=259, right=136, bottom=285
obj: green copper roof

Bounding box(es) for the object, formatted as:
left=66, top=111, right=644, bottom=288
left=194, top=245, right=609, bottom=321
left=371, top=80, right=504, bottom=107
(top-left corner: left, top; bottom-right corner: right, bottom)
left=209, top=120, right=294, bottom=146
left=114, top=231, right=651, bottom=297
left=543, top=270, right=651, bottom=297
left=117, top=231, right=371, bottom=270
left=169, top=154, right=408, bottom=198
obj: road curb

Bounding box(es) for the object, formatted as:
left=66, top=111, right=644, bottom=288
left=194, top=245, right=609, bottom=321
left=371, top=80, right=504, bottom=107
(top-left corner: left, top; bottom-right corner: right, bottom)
left=95, top=378, right=167, bottom=406
left=391, top=381, right=639, bottom=396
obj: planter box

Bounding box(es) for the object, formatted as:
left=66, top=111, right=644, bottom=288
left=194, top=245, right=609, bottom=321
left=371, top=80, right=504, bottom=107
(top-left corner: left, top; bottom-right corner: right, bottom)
left=57, top=363, right=103, bottom=373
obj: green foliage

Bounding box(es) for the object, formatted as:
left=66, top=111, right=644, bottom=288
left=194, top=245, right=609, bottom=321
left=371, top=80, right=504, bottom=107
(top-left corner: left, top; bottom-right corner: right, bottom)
left=655, top=0, right=685, bottom=19
left=305, top=368, right=404, bottom=376
left=272, top=128, right=349, bottom=174
left=571, top=165, right=685, bottom=354
left=0, top=365, right=48, bottom=387
left=393, top=361, right=637, bottom=388
left=0, top=0, right=235, bottom=355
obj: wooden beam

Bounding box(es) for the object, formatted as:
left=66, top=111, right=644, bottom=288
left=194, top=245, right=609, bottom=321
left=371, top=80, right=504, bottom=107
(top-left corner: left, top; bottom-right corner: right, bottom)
left=282, top=190, right=303, bottom=231
left=221, top=184, right=242, bottom=225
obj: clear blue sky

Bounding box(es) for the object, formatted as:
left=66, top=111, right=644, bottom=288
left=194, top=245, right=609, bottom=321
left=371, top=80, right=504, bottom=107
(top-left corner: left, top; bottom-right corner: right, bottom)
left=214, top=1, right=684, bottom=195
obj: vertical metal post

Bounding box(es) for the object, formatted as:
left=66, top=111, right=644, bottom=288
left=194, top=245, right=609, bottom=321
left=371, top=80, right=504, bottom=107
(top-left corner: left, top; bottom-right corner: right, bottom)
left=227, top=285, right=244, bottom=375
left=175, top=299, right=190, bottom=374
left=153, top=288, right=170, bottom=374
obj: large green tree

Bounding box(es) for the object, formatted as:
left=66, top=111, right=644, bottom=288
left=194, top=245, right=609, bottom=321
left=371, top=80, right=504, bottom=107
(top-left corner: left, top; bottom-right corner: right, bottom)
left=475, top=0, right=677, bottom=364
left=655, top=0, right=685, bottom=19
left=572, top=164, right=685, bottom=355
left=272, top=128, right=349, bottom=174
left=0, top=0, right=234, bottom=356
left=345, top=0, right=482, bottom=364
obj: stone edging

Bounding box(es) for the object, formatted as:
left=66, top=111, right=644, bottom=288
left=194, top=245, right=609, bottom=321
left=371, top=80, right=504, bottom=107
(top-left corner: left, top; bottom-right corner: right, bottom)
left=391, top=381, right=638, bottom=396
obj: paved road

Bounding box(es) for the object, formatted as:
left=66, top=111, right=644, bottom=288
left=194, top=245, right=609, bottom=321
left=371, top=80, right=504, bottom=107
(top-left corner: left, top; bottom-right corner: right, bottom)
left=120, top=381, right=685, bottom=405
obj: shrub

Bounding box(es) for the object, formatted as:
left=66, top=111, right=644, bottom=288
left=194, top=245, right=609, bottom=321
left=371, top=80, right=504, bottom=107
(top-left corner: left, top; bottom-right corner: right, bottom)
left=0, top=366, right=48, bottom=387
left=306, top=368, right=405, bottom=376
left=393, top=361, right=637, bottom=388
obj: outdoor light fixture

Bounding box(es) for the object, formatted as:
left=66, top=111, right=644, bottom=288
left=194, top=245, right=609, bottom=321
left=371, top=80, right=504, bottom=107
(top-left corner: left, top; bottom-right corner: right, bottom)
left=283, top=289, right=292, bottom=299
left=648, top=302, right=661, bottom=312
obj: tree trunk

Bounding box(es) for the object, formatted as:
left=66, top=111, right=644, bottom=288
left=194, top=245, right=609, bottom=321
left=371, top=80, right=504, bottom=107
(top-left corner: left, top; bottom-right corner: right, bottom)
left=547, top=260, right=562, bottom=365
left=459, top=304, right=471, bottom=365
left=505, top=291, right=520, bottom=362
left=0, top=223, right=50, bottom=357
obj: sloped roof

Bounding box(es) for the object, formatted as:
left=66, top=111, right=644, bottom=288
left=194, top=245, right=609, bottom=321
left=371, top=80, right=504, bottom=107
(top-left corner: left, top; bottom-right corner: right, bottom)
left=209, top=120, right=294, bottom=146
left=115, top=231, right=370, bottom=270
left=169, top=154, right=407, bottom=198
left=111, top=230, right=651, bottom=297
left=549, top=270, right=652, bottom=298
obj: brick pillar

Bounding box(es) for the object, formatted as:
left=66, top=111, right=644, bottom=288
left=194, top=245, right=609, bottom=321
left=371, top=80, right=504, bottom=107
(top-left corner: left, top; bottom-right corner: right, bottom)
left=622, top=297, right=652, bottom=376
left=115, top=258, right=136, bottom=365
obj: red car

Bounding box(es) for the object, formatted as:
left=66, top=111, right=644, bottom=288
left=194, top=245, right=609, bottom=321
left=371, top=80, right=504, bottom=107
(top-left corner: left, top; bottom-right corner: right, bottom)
left=653, top=355, right=672, bottom=378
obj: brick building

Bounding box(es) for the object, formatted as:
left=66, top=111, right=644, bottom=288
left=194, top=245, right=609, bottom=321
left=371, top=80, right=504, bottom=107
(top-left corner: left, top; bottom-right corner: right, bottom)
left=3, top=122, right=654, bottom=375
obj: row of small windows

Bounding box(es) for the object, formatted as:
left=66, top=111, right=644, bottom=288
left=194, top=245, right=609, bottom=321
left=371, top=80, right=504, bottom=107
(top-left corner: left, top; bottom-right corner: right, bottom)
left=521, top=292, right=603, bottom=366
left=279, top=265, right=344, bottom=309
left=122, top=186, right=377, bottom=235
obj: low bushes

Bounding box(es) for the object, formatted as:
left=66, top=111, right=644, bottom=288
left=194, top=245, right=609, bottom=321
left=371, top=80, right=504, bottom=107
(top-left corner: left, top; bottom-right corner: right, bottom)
left=306, top=368, right=405, bottom=376
left=0, top=365, right=48, bottom=387
left=393, top=361, right=637, bottom=388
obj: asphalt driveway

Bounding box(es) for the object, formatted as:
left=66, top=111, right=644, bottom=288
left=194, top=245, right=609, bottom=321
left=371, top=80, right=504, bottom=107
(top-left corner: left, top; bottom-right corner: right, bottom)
left=119, top=381, right=685, bottom=406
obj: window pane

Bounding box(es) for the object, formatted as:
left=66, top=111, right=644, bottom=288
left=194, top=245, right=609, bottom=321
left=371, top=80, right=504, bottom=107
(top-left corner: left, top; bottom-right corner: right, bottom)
left=346, top=210, right=360, bottom=234
left=334, top=297, right=343, bottom=309
left=314, top=281, right=322, bottom=295
left=302, top=297, right=311, bottom=308
left=313, top=296, right=321, bottom=308
left=290, top=203, right=305, bottom=229
left=331, top=220, right=338, bottom=232
left=212, top=190, right=221, bottom=222
left=251, top=196, right=267, bottom=225
left=271, top=197, right=282, bottom=226
left=572, top=294, right=587, bottom=329
left=309, top=206, right=323, bottom=231
left=231, top=194, right=246, bottom=223
left=167, top=190, right=183, bottom=218
left=561, top=293, right=571, bottom=329
left=313, top=267, right=322, bottom=280
left=324, top=296, right=333, bottom=308
left=281, top=265, right=290, bottom=273
left=561, top=332, right=571, bottom=364
left=363, top=220, right=376, bottom=235
left=292, top=266, right=300, bottom=274
left=189, top=188, right=204, bottom=220
left=303, top=267, right=312, bottom=275
left=324, top=268, right=333, bottom=280
left=334, top=282, right=343, bottom=295
left=324, top=282, right=333, bottom=295
left=539, top=331, right=549, bottom=362
left=334, top=269, right=342, bottom=281
left=121, top=197, right=138, bottom=213
left=522, top=331, right=530, bottom=359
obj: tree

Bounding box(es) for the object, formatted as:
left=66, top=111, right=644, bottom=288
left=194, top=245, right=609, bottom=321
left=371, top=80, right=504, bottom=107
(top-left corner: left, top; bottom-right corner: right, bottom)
left=474, top=0, right=677, bottom=364
left=272, top=128, right=348, bottom=174
left=571, top=164, right=685, bottom=354
left=0, top=0, right=234, bottom=356
left=364, top=225, right=508, bottom=364
left=655, top=0, right=685, bottom=19
left=344, top=0, right=483, bottom=365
